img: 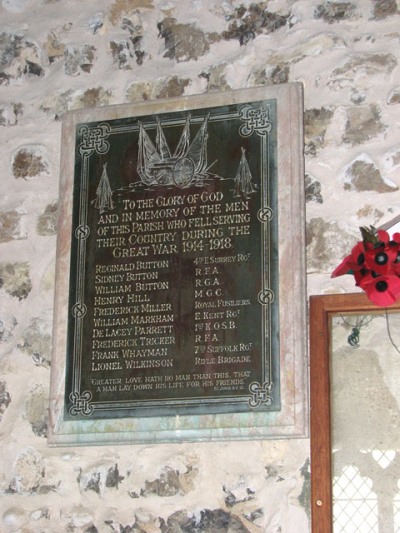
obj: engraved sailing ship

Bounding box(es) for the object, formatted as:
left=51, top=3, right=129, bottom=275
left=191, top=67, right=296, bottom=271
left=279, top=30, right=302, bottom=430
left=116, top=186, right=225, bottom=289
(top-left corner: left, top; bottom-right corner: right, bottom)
left=137, top=114, right=211, bottom=188
left=234, top=147, right=256, bottom=199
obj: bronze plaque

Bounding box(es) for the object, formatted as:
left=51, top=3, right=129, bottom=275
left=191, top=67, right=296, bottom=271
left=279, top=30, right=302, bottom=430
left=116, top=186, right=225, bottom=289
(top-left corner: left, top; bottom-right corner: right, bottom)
left=66, top=101, right=279, bottom=419
left=49, top=85, right=307, bottom=444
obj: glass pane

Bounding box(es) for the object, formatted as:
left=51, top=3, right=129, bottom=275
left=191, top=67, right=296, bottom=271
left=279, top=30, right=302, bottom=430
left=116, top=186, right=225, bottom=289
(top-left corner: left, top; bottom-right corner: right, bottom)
left=331, top=313, right=400, bottom=533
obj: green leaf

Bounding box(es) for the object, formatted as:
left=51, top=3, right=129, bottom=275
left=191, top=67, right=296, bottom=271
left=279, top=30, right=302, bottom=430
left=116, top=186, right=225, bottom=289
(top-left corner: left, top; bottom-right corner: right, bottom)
left=360, top=225, right=379, bottom=245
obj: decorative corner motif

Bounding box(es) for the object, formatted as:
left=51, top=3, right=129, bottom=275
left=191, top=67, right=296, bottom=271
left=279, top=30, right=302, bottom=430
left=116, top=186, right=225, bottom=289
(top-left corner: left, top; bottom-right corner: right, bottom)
left=239, top=105, right=272, bottom=138
left=78, top=123, right=111, bottom=156
left=248, top=381, right=274, bottom=408
left=69, top=390, right=94, bottom=416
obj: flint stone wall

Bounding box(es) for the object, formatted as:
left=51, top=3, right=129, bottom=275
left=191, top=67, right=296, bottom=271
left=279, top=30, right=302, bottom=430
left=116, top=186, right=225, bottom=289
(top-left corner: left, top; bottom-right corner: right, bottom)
left=1, top=0, right=400, bottom=531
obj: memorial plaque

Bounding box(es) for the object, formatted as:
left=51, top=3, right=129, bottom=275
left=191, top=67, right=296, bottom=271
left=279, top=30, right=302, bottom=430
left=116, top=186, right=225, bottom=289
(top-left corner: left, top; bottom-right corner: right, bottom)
left=49, top=85, right=307, bottom=445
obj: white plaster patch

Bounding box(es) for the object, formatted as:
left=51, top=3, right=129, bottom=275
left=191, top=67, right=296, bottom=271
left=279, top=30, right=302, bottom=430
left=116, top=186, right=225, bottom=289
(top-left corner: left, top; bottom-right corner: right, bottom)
left=2, top=507, right=28, bottom=531
left=2, top=0, right=36, bottom=13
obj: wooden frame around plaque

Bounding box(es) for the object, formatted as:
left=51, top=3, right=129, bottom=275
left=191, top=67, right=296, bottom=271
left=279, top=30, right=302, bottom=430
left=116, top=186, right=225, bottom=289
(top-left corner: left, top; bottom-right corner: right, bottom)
left=48, top=84, right=307, bottom=445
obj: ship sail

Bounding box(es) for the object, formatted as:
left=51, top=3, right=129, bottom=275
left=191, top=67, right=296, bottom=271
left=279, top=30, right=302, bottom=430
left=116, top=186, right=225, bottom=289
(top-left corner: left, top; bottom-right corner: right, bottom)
left=137, top=122, right=162, bottom=184
left=156, top=118, right=171, bottom=160
left=173, top=114, right=191, bottom=159
left=234, top=147, right=256, bottom=199
left=185, top=113, right=209, bottom=176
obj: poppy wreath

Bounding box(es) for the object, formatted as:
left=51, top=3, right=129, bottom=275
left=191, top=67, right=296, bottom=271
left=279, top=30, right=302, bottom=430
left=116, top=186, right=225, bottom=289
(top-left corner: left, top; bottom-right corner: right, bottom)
left=331, top=226, right=400, bottom=306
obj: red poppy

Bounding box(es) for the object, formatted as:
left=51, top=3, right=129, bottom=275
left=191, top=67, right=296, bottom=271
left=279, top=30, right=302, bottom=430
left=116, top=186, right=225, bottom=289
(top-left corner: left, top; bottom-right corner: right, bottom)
left=332, top=227, right=400, bottom=306
left=364, top=245, right=398, bottom=275
left=357, top=273, right=400, bottom=306
left=363, top=230, right=400, bottom=275
left=391, top=232, right=400, bottom=274
left=331, top=241, right=366, bottom=278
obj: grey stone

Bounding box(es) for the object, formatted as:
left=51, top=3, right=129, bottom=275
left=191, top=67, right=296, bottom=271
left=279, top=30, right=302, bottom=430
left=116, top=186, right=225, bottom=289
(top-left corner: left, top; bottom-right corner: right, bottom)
left=133, top=510, right=160, bottom=531
left=355, top=204, right=384, bottom=224
left=314, top=2, right=359, bottom=23
left=12, top=145, right=50, bottom=179
left=350, top=90, right=366, bottom=105
left=250, top=62, right=290, bottom=87
left=0, top=32, right=43, bottom=82
left=196, top=509, right=251, bottom=533
left=163, top=508, right=251, bottom=533
left=122, top=13, right=143, bottom=35
left=304, top=107, right=334, bottom=155
left=132, top=38, right=145, bottom=66
left=83, top=526, right=99, bottom=533
left=73, top=87, right=113, bottom=109
left=110, top=37, right=144, bottom=68
left=0, top=381, right=11, bottom=421
left=157, top=76, right=191, bottom=99
left=0, top=102, right=23, bottom=126
left=45, top=31, right=65, bottom=63
left=200, top=62, right=231, bottom=92
left=64, top=44, right=95, bottom=76
left=79, top=464, right=123, bottom=495
left=306, top=218, right=358, bottom=272
left=222, top=4, right=289, bottom=45
left=343, top=154, right=398, bottom=193
left=41, top=87, right=113, bottom=119
left=372, top=0, right=398, bottom=19
left=0, top=262, right=32, bottom=300
left=80, top=471, right=101, bottom=494
left=105, top=464, right=124, bottom=488
left=110, top=40, right=133, bottom=69
left=23, top=385, right=48, bottom=438
left=67, top=506, right=96, bottom=529
left=84, top=526, right=98, bottom=533
left=88, top=12, right=104, bottom=34
left=143, top=467, right=182, bottom=497
left=243, top=508, right=263, bottom=523
left=36, top=482, right=60, bottom=494
left=329, top=53, right=397, bottom=89
left=18, top=316, right=52, bottom=366
left=343, top=104, right=385, bottom=145
left=30, top=508, right=49, bottom=521
left=0, top=314, right=17, bottom=342
left=284, top=33, right=347, bottom=64
left=8, top=447, right=44, bottom=494
left=142, top=465, right=197, bottom=497
left=383, top=147, right=400, bottom=170
left=109, top=0, right=154, bottom=26
left=298, top=459, right=311, bottom=519
left=126, top=80, right=154, bottom=101
left=163, top=510, right=196, bottom=532
left=158, top=18, right=210, bottom=62
left=223, top=485, right=254, bottom=508
left=0, top=210, right=26, bottom=242
left=126, top=76, right=190, bottom=102
left=305, top=174, right=323, bottom=204
left=388, top=87, right=400, bottom=105
left=36, top=202, right=58, bottom=236
left=116, top=11, right=144, bottom=65
left=23, top=59, right=45, bottom=78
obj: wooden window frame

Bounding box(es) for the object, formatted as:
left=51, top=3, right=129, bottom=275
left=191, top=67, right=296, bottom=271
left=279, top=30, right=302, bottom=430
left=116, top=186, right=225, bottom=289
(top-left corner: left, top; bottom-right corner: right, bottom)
left=309, top=292, right=400, bottom=532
